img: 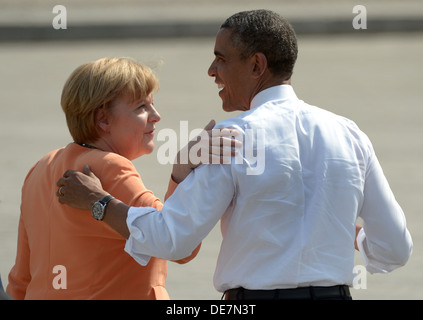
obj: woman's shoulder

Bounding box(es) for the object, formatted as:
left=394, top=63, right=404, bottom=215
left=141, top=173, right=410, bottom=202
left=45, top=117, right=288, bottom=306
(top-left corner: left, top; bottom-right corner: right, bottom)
left=68, top=144, right=135, bottom=169
left=94, top=149, right=134, bottom=166
left=82, top=151, right=139, bottom=181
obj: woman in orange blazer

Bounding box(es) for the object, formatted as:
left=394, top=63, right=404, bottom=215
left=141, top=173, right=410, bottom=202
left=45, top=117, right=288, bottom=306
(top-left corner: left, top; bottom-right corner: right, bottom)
left=7, top=57, right=209, bottom=299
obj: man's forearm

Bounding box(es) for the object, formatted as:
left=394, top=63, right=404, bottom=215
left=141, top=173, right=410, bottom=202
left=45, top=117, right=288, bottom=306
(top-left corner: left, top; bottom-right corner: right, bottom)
left=102, top=199, right=131, bottom=239
left=57, top=168, right=132, bottom=239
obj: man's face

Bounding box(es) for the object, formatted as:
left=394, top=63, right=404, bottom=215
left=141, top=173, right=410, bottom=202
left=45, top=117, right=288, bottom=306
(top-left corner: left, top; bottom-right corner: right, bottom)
left=208, top=28, right=255, bottom=112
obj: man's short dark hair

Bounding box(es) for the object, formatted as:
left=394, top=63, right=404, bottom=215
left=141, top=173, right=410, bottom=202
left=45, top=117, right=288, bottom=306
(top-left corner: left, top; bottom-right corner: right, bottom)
left=221, top=10, right=298, bottom=80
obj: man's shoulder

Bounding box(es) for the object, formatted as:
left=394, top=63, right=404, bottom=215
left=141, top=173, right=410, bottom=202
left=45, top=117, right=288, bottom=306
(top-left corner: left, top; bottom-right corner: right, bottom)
left=301, top=103, right=373, bottom=151
left=300, top=102, right=361, bottom=129
left=214, top=106, right=265, bottom=132
left=214, top=114, right=247, bottom=132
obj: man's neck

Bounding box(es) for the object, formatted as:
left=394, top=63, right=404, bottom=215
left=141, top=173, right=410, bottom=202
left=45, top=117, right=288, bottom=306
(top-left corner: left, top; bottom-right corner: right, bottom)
left=248, top=78, right=292, bottom=108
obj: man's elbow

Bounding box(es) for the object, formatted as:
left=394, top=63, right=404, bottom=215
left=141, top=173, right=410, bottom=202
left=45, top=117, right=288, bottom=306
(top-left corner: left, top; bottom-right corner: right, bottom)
left=361, top=229, right=413, bottom=273
left=392, top=230, right=413, bottom=267
left=172, top=243, right=202, bottom=264
left=165, top=239, right=201, bottom=262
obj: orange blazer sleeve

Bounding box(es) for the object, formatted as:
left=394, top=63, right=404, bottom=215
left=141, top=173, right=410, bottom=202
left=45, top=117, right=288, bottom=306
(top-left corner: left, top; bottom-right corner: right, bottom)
left=95, top=154, right=163, bottom=211
left=7, top=216, right=30, bottom=299
left=7, top=164, right=37, bottom=299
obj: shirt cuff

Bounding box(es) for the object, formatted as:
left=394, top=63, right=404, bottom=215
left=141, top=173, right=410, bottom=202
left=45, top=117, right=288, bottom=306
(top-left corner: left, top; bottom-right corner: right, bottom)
left=357, top=228, right=399, bottom=274
left=356, top=228, right=371, bottom=270
left=164, top=176, right=179, bottom=201
left=124, top=206, right=155, bottom=266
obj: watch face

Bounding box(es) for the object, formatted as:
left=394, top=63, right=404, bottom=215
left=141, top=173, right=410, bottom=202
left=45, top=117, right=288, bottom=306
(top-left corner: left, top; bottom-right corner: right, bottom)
left=92, top=202, right=104, bottom=220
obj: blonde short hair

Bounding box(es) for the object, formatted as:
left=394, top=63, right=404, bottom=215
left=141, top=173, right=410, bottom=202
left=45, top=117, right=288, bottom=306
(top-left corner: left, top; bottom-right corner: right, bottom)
left=61, top=57, right=159, bottom=144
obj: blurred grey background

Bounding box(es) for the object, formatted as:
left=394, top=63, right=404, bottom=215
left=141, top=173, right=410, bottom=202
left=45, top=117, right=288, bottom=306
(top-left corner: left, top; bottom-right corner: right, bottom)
left=1, top=0, right=422, bottom=300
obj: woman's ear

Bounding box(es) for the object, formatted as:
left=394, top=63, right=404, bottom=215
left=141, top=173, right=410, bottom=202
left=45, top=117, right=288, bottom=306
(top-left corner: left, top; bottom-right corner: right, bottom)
left=251, top=52, right=268, bottom=79
left=96, top=107, right=111, bottom=133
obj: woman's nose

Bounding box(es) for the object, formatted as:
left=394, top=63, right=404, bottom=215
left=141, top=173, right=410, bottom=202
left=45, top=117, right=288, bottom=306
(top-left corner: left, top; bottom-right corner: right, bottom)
left=149, top=105, right=161, bottom=123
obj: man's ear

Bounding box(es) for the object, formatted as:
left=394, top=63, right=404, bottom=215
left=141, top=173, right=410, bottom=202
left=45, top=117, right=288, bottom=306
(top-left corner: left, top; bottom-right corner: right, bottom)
left=96, top=107, right=111, bottom=133
left=251, top=52, right=268, bottom=79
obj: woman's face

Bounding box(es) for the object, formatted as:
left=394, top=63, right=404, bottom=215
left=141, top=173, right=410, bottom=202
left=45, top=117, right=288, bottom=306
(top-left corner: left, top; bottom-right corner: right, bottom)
left=104, top=93, right=161, bottom=160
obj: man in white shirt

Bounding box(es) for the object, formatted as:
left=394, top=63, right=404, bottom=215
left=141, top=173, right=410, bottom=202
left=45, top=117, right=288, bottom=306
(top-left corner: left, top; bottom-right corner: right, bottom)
left=57, top=10, right=412, bottom=300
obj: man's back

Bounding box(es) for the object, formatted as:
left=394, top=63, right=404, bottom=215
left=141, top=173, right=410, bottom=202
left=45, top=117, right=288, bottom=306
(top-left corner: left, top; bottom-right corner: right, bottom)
left=214, top=85, right=370, bottom=290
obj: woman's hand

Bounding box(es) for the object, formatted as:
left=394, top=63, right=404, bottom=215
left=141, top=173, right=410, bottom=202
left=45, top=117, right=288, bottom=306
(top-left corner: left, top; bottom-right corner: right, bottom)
left=171, top=120, right=242, bottom=183
left=355, top=224, right=363, bottom=251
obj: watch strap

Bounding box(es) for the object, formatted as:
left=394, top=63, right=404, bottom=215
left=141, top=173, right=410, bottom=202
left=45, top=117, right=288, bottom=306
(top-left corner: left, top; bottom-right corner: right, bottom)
left=92, top=195, right=115, bottom=221
left=99, top=195, right=115, bottom=206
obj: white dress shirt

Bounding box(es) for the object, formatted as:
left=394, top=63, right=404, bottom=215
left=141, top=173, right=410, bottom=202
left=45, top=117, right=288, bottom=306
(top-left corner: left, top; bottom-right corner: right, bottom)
left=125, top=85, right=412, bottom=292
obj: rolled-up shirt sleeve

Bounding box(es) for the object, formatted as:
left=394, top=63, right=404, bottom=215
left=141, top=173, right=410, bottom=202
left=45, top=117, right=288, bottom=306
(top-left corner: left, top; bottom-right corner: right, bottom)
left=357, top=152, right=413, bottom=273
left=124, top=163, right=235, bottom=266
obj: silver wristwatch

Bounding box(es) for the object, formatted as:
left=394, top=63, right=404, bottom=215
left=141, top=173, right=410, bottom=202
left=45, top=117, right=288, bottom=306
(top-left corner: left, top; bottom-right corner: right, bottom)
left=92, top=195, right=115, bottom=221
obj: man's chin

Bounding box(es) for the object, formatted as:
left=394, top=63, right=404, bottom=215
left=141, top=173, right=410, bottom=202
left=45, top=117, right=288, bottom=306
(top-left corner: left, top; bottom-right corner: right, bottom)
left=222, top=102, right=235, bottom=112
left=222, top=105, right=232, bottom=112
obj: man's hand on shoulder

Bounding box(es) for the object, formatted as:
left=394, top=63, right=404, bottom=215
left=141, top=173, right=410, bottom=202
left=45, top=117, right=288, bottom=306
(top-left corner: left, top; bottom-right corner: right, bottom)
left=56, top=165, right=108, bottom=210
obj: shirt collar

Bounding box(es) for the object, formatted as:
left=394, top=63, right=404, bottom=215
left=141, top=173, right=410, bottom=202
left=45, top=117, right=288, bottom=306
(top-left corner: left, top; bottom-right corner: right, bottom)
left=250, top=85, right=299, bottom=110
